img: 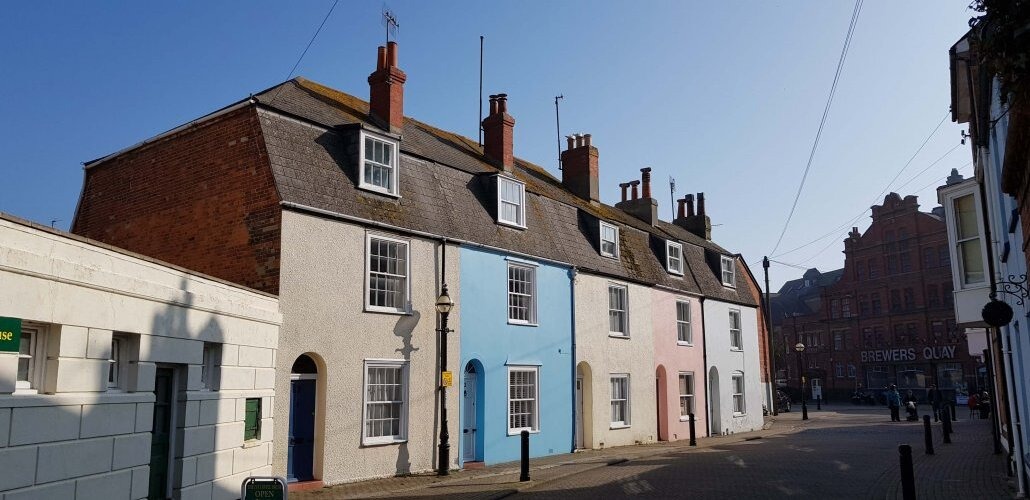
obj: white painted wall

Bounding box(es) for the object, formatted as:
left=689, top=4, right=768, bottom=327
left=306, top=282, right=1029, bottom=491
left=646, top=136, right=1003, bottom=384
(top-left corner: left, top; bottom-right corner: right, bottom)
left=274, top=210, right=460, bottom=484
left=0, top=215, right=281, bottom=500
left=573, top=272, right=657, bottom=449
left=702, top=300, right=764, bottom=435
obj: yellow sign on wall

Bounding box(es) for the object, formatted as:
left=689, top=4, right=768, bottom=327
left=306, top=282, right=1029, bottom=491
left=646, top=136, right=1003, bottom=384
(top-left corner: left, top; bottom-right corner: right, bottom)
left=441, top=371, right=453, bottom=388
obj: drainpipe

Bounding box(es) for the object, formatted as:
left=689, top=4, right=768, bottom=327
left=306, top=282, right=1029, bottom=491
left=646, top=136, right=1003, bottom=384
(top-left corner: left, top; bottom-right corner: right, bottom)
left=569, top=266, right=578, bottom=452
left=700, top=297, right=711, bottom=437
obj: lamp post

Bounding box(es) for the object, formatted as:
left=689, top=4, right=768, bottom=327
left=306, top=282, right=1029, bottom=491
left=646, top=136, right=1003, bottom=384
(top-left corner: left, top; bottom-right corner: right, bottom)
left=436, top=284, right=454, bottom=476
left=795, top=342, right=809, bottom=420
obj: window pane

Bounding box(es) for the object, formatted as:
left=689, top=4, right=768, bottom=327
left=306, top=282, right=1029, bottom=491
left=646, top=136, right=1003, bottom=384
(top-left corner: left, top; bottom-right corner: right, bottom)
left=954, top=194, right=979, bottom=240
left=958, top=240, right=985, bottom=284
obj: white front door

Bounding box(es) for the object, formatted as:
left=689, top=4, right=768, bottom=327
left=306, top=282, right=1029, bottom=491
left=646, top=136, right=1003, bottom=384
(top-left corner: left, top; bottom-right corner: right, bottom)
left=811, top=378, right=823, bottom=401
left=575, top=377, right=584, bottom=449
left=462, top=366, right=477, bottom=461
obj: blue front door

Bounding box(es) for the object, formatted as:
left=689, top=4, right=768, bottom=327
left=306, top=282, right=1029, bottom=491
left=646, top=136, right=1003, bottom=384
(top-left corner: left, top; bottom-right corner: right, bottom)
left=288, top=379, right=316, bottom=482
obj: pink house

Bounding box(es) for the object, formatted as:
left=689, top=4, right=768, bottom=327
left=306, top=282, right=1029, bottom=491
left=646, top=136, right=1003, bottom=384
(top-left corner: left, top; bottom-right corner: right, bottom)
left=653, top=289, right=707, bottom=441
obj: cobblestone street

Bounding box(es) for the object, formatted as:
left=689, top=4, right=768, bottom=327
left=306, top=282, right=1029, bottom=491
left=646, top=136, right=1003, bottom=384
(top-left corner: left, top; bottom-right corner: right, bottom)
left=296, top=405, right=1017, bottom=499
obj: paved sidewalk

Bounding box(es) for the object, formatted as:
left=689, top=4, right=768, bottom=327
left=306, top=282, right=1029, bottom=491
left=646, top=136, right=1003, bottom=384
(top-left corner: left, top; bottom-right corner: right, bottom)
left=292, top=405, right=1017, bottom=499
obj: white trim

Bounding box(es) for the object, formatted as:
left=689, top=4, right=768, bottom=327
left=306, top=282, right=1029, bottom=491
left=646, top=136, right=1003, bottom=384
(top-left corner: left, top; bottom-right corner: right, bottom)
left=358, top=131, right=400, bottom=197
left=941, top=187, right=989, bottom=289
left=503, top=256, right=540, bottom=267
left=507, top=262, right=538, bottom=325
left=361, top=359, right=409, bottom=446
left=665, top=241, right=684, bottom=275
left=728, top=309, right=743, bottom=350
left=108, top=333, right=131, bottom=390
left=609, top=373, right=631, bottom=427
left=678, top=371, right=695, bottom=420
left=731, top=371, right=746, bottom=415
left=364, top=232, right=412, bottom=314
left=599, top=222, right=619, bottom=259
left=507, top=366, right=540, bottom=435
left=496, top=175, right=527, bottom=229
left=607, top=283, right=629, bottom=337
left=676, top=299, right=692, bottom=345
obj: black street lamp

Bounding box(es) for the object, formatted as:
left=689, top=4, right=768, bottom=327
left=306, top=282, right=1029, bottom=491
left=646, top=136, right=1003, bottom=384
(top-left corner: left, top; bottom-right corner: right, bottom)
left=436, top=284, right=455, bottom=476
left=795, top=342, right=809, bottom=420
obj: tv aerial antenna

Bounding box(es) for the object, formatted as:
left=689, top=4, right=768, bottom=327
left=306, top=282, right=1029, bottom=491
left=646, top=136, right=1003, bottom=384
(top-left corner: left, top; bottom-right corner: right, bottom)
left=382, top=7, right=400, bottom=45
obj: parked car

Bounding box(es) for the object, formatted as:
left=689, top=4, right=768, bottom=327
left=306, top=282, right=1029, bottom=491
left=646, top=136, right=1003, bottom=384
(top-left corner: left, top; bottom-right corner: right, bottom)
left=776, top=390, right=792, bottom=412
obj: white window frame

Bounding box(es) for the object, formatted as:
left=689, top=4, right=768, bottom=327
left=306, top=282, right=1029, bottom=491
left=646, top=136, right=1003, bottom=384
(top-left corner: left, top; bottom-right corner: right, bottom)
left=362, top=359, right=409, bottom=445
left=599, top=222, right=619, bottom=258
left=496, top=175, right=526, bottom=229
left=952, top=192, right=987, bottom=287
left=940, top=183, right=990, bottom=291
left=507, top=366, right=539, bottom=435
left=608, top=284, right=629, bottom=337
left=666, top=241, right=684, bottom=276
left=729, top=309, right=743, bottom=350
left=358, top=131, right=400, bottom=197
left=720, top=255, right=736, bottom=287
left=678, top=372, right=695, bottom=420
left=201, top=343, right=221, bottom=390
left=108, top=333, right=130, bottom=391
left=15, top=325, right=47, bottom=393
left=507, top=261, right=538, bottom=325
left=365, top=233, right=411, bottom=314
left=676, top=299, right=692, bottom=345
left=731, top=372, right=746, bottom=415
left=610, top=374, right=631, bottom=428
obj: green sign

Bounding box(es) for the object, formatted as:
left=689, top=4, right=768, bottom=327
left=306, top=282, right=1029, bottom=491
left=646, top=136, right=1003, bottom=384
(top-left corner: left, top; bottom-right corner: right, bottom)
left=0, top=317, right=21, bottom=353
left=242, top=477, right=286, bottom=500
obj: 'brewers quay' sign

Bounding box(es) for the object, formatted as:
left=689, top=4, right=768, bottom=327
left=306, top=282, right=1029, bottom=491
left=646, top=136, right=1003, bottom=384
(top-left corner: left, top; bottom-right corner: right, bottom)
left=860, top=345, right=958, bottom=363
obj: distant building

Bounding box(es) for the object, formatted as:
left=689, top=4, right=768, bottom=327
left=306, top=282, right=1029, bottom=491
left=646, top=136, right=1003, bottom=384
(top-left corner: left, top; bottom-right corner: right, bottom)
left=772, top=193, right=979, bottom=402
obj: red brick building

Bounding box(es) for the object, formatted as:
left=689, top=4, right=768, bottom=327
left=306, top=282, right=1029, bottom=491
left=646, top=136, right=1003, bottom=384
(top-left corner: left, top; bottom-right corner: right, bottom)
left=772, top=193, right=981, bottom=402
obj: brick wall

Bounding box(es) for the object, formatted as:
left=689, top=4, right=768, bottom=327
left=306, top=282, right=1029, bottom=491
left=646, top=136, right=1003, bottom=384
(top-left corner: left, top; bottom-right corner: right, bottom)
left=72, top=106, right=282, bottom=294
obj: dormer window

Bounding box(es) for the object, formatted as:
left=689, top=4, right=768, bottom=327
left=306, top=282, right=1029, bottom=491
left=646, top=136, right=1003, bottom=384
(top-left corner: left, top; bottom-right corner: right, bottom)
left=721, top=255, right=736, bottom=287
left=666, top=241, right=683, bottom=275
left=600, top=222, right=619, bottom=258
left=359, top=132, right=399, bottom=196
left=497, top=176, right=526, bottom=228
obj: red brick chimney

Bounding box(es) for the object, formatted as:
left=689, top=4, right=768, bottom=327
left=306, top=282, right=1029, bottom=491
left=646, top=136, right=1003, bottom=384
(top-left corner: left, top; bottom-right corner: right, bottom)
left=615, top=168, right=658, bottom=226
left=368, top=41, right=407, bottom=133
left=561, top=133, right=600, bottom=203
left=674, top=192, right=711, bottom=240
left=483, top=94, right=515, bottom=171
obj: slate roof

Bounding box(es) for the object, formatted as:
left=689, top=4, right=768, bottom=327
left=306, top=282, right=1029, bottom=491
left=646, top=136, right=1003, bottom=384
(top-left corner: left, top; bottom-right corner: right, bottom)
left=769, top=268, right=843, bottom=323
left=251, top=77, right=756, bottom=306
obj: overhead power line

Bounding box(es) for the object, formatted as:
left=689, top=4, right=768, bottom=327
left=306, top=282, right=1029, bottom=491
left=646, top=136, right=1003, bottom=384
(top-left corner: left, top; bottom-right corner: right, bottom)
left=768, top=0, right=864, bottom=257
left=268, top=0, right=341, bottom=105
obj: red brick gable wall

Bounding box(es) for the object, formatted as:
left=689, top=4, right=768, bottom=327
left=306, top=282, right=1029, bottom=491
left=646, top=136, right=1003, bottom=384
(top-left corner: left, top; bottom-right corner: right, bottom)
left=72, top=106, right=282, bottom=294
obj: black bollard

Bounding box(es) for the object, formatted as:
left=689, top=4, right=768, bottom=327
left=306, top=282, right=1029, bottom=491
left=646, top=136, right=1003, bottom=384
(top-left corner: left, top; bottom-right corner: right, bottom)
left=942, top=406, right=952, bottom=443
left=817, top=395, right=821, bottom=410
left=520, top=430, right=530, bottom=481
left=688, top=413, right=697, bottom=446
left=899, top=444, right=916, bottom=500
left=923, top=415, right=934, bottom=455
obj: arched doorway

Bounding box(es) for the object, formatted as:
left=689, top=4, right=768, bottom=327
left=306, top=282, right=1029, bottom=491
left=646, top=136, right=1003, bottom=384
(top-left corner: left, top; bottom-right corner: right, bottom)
left=709, top=366, right=721, bottom=436
left=656, top=365, right=668, bottom=441
left=288, top=354, right=318, bottom=482
left=462, top=360, right=484, bottom=463
left=576, top=362, right=593, bottom=449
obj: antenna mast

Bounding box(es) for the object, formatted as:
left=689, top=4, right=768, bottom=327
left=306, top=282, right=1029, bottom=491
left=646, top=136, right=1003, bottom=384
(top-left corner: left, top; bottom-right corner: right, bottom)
left=479, top=36, right=484, bottom=146
left=382, top=7, right=399, bottom=44
left=555, top=95, right=564, bottom=171
left=669, top=177, right=676, bottom=220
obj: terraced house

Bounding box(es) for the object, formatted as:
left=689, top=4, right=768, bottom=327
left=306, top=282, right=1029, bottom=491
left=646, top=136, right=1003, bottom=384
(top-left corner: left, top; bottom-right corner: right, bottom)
left=70, top=39, right=768, bottom=487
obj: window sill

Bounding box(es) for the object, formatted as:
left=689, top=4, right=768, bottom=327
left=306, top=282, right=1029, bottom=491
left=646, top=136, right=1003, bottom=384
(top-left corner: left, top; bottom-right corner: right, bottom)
left=507, top=429, right=540, bottom=437
left=242, top=439, right=263, bottom=449
left=679, top=416, right=693, bottom=422
left=667, top=270, right=684, bottom=276
left=362, top=437, right=408, bottom=447
left=365, top=306, right=412, bottom=316
left=722, top=283, right=737, bottom=289
left=600, top=253, right=619, bottom=260
left=609, top=424, right=631, bottom=430
left=677, top=341, right=693, bottom=347
left=733, top=412, right=747, bottom=418
left=357, top=183, right=401, bottom=199
left=497, top=220, right=527, bottom=230
left=608, top=333, right=630, bottom=340
left=11, top=388, right=38, bottom=396
left=729, top=348, right=743, bottom=352
left=507, top=320, right=539, bottom=327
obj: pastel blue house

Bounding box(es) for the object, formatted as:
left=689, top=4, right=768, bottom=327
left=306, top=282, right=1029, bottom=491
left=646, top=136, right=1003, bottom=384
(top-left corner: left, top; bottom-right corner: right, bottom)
left=458, top=247, right=574, bottom=465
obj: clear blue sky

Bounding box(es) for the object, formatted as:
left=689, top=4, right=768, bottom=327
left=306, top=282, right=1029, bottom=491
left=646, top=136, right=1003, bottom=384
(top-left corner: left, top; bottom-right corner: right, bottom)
left=0, top=1, right=975, bottom=290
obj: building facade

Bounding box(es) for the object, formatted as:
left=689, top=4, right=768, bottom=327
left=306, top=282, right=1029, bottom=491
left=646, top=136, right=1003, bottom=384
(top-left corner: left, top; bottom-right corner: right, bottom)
left=0, top=214, right=281, bottom=500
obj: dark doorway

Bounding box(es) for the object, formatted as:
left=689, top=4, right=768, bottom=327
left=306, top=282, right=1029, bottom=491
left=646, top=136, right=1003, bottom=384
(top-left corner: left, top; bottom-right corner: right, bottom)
left=149, top=367, right=173, bottom=499
left=288, top=355, right=318, bottom=482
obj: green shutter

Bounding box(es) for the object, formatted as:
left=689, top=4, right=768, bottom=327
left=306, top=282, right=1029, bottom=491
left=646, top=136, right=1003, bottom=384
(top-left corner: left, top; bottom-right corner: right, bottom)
left=245, top=398, right=261, bottom=441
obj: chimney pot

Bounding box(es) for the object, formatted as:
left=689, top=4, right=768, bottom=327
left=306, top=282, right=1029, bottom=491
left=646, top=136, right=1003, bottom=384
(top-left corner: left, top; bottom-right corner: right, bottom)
left=685, top=194, right=695, bottom=217
left=619, top=182, right=630, bottom=202
left=489, top=95, right=498, bottom=115
left=584, top=134, right=592, bottom=147
left=386, top=41, right=398, bottom=67
left=482, top=92, right=515, bottom=170
left=497, top=93, right=508, bottom=113
left=377, top=46, right=387, bottom=70
left=630, top=180, right=640, bottom=200
left=566, top=135, right=575, bottom=151
left=640, top=167, right=652, bottom=199
left=697, top=192, right=706, bottom=217
left=677, top=198, right=686, bottom=219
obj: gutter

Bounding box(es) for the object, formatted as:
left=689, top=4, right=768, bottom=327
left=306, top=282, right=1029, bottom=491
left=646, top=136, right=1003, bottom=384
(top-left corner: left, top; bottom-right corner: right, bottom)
left=700, top=296, right=711, bottom=437
left=569, top=266, right=579, bottom=452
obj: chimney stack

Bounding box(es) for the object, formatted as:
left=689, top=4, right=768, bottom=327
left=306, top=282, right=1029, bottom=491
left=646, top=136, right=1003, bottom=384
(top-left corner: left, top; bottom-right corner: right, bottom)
left=674, top=191, right=711, bottom=240
left=677, top=198, right=686, bottom=219
left=368, top=41, right=407, bottom=133
left=615, top=169, right=659, bottom=226
left=562, top=133, right=600, bottom=203
left=619, top=182, right=630, bottom=202
left=483, top=93, right=516, bottom=171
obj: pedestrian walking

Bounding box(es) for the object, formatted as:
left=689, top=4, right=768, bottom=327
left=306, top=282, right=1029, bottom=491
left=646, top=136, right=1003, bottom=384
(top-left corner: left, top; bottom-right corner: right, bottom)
left=968, top=393, right=979, bottom=420
left=979, top=392, right=991, bottom=419
left=886, top=384, right=901, bottom=422
left=927, top=384, right=942, bottom=422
